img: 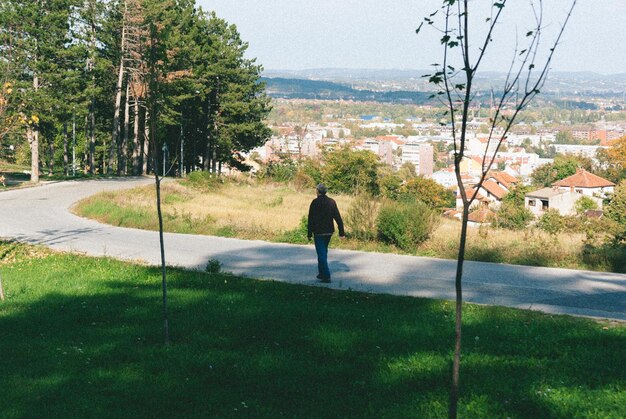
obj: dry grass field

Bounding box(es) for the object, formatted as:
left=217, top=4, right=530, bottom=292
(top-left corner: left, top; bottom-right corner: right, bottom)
left=75, top=180, right=353, bottom=239
left=74, top=179, right=624, bottom=272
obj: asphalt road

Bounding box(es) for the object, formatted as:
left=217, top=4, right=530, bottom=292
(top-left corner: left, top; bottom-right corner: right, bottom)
left=1, top=177, right=625, bottom=321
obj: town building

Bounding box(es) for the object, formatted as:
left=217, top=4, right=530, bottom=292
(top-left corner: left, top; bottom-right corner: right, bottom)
left=525, top=188, right=580, bottom=217
left=552, top=168, right=615, bottom=207
left=401, top=143, right=433, bottom=177
left=524, top=169, right=615, bottom=216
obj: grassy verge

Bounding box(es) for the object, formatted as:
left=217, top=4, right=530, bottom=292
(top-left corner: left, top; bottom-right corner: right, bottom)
left=74, top=180, right=626, bottom=273
left=0, top=241, right=624, bottom=418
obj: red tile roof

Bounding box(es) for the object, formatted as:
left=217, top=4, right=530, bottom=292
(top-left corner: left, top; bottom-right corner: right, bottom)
left=481, top=180, right=507, bottom=200
left=552, top=169, right=615, bottom=188
left=486, top=171, right=518, bottom=190
left=458, top=188, right=489, bottom=203
left=468, top=208, right=495, bottom=223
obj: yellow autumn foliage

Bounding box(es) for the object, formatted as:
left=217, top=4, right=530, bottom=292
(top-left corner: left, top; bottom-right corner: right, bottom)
left=608, top=135, right=626, bottom=169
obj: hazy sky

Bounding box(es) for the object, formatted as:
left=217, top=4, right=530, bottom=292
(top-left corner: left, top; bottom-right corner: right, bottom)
left=196, top=0, right=626, bottom=75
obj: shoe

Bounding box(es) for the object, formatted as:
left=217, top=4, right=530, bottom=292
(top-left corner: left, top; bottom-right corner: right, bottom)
left=319, top=278, right=331, bottom=283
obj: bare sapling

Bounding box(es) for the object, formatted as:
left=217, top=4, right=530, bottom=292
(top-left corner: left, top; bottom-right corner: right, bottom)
left=416, top=1, right=577, bottom=417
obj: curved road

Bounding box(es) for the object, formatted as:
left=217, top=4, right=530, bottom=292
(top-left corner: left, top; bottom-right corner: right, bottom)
left=1, top=177, right=625, bottom=321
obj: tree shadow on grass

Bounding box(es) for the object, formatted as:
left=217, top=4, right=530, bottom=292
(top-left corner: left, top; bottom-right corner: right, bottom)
left=0, top=260, right=624, bottom=418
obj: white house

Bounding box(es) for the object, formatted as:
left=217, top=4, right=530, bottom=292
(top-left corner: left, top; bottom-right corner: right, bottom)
left=552, top=168, right=615, bottom=208
left=525, top=188, right=581, bottom=217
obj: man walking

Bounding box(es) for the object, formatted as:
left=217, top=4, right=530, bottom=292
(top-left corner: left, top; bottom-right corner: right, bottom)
left=307, top=183, right=345, bottom=283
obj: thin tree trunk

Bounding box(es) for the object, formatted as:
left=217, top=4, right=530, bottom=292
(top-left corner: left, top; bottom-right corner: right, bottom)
left=30, top=74, right=40, bottom=183
left=449, top=204, right=469, bottom=419
left=110, top=24, right=126, bottom=174
left=63, top=122, right=69, bottom=176
left=155, top=171, right=169, bottom=345
left=88, top=4, right=97, bottom=175
left=83, top=114, right=89, bottom=173
left=121, top=82, right=130, bottom=175
left=28, top=126, right=39, bottom=183
left=132, top=98, right=140, bottom=174
left=89, top=97, right=95, bottom=174
left=48, top=137, right=54, bottom=176
left=205, top=141, right=211, bottom=172
left=142, top=108, right=149, bottom=175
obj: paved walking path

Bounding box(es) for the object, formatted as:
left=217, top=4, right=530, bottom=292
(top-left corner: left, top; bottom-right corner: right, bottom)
left=1, top=177, right=625, bottom=321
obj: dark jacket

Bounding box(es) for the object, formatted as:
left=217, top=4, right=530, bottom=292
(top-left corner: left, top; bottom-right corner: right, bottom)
left=307, top=194, right=345, bottom=239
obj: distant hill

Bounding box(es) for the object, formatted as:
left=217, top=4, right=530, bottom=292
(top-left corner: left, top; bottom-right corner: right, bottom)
left=263, top=68, right=626, bottom=97
left=261, top=77, right=431, bottom=104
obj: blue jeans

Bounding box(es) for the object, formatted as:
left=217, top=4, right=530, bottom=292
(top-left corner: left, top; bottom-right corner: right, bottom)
left=314, top=234, right=332, bottom=279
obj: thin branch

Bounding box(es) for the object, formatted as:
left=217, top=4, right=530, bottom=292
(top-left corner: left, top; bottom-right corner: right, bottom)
left=471, top=0, right=508, bottom=75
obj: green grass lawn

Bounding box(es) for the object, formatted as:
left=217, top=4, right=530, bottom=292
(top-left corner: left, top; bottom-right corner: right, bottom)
left=0, top=242, right=624, bottom=418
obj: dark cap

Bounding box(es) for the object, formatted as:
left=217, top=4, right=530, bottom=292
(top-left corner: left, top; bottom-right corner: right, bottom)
left=316, top=183, right=327, bottom=194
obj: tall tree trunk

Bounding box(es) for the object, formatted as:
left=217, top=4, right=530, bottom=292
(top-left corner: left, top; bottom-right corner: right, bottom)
left=63, top=122, right=69, bottom=176
left=89, top=97, right=95, bottom=174
left=120, top=82, right=130, bottom=175
left=48, top=137, right=54, bottom=176
left=30, top=74, right=40, bottom=183
left=132, top=98, right=140, bottom=174
left=88, top=4, right=97, bottom=175
left=110, top=23, right=126, bottom=174
left=204, top=139, right=211, bottom=171
left=83, top=114, right=89, bottom=173
left=28, top=126, right=39, bottom=183
left=142, top=108, right=149, bottom=175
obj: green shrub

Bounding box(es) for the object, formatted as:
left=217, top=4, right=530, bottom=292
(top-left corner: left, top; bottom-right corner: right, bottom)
left=321, top=146, right=380, bottom=195
left=255, top=157, right=297, bottom=183
left=346, top=194, right=379, bottom=240
left=605, top=180, right=626, bottom=243
left=575, top=195, right=599, bottom=215
left=377, top=169, right=402, bottom=200
left=397, top=176, right=455, bottom=209
left=205, top=259, right=222, bottom=273
left=297, top=158, right=323, bottom=184
left=376, top=200, right=439, bottom=251
left=278, top=216, right=309, bottom=244
left=493, top=202, right=534, bottom=230
left=183, top=171, right=225, bottom=191
left=261, top=159, right=298, bottom=182
left=537, top=209, right=565, bottom=235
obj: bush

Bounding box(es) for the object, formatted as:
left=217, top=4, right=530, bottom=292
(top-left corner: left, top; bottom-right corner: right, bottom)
left=575, top=195, right=598, bottom=215
left=377, top=169, right=402, bottom=200
left=261, top=159, right=298, bottom=182
left=376, top=200, right=439, bottom=251
left=205, top=259, right=222, bottom=273
left=183, top=171, right=225, bottom=191
left=346, top=193, right=379, bottom=240
left=397, top=176, right=455, bottom=209
left=493, top=202, right=534, bottom=230
left=321, top=146, right=380, bottom=195
left=605, top=180, right=626, bottom=243
left=537, top=209, right=565, bottom=235
left=297, top=158, right=323, bottom=185
left=278, top=216, right=309, bottom=244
